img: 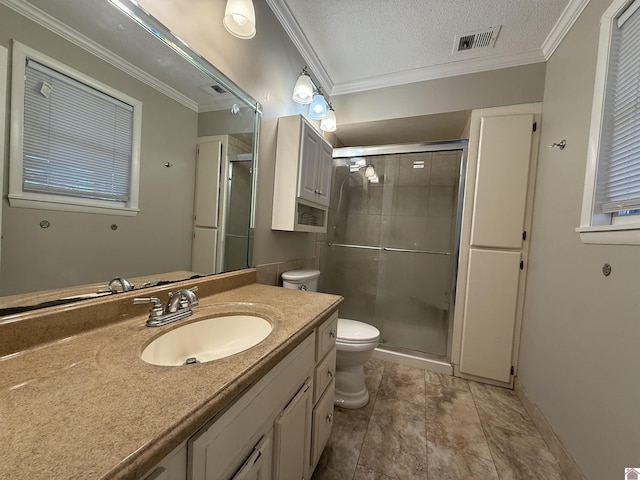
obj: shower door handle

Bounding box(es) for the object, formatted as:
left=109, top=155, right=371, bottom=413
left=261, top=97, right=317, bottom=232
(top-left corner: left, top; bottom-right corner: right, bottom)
left=383, top=247, right=451, bottom=256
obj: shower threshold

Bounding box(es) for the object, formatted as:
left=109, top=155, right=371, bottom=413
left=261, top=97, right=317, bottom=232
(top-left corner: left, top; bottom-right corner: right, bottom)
left=373, top=345, right=453, bottom=375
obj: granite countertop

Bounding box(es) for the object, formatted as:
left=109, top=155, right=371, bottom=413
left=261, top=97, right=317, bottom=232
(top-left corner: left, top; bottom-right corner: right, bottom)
left=0, top=276, right=342, bottom=479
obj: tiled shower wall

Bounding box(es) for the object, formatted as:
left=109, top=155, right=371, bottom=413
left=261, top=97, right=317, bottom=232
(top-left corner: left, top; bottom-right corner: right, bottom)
left=320, top=150, right=462, bottom=356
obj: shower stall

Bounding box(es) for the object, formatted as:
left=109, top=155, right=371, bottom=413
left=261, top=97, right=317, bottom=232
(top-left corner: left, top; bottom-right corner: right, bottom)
left=322, top=141, right=467, bottom=361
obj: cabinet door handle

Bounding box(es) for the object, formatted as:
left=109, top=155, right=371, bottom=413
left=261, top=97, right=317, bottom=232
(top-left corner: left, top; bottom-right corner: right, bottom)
left=326, top=413, right=333, bottom=423
left=329, top=329, right=336, bottom=338
left=327, top=368, right=334, bottom=378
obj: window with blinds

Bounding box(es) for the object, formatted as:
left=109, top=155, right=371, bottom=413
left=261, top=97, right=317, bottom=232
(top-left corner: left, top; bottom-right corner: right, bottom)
left=9, top=41, right=141, bottom=216
left=596, top=0, right=640, bottom=215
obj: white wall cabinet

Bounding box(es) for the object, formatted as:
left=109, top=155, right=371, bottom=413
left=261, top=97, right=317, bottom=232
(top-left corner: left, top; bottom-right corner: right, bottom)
left=453, top=104, right=540, bottom=387
left=272, top=115, right=333, bottom=232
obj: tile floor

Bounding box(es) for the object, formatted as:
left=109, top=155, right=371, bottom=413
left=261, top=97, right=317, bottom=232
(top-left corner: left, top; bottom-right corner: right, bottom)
left=312, top=358, right=566, bottom=480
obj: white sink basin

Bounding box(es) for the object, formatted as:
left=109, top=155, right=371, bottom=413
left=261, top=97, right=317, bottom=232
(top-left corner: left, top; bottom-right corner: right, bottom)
left=140, top=315, right=272, bottom=366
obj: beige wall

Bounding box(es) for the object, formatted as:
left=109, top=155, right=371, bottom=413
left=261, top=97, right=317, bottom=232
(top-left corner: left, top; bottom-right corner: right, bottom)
left=518, top=0, right=638, bottom=478
left=332, top=63, right=546, bottom=126
left=0, top=6, right=198, bottom=295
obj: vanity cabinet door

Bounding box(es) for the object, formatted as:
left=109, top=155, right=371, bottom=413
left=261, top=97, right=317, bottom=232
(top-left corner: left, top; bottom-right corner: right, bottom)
left=273, top=378, right=313, bottom=480
left=230, top=434, right=273, bottom=480
left=141, top=444, right=187, bottom=480
left=311, top=379, right=335, bottom=469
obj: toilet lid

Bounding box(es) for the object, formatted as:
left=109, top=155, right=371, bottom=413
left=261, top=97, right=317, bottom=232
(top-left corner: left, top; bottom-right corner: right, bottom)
left=337, top=318, right=380, bottom=343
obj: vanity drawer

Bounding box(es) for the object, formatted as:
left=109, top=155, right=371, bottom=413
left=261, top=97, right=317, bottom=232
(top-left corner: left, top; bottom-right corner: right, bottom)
left=311, top=379, right=335, bottom=469
left=313, top=348, right=336, bottom=404
left=315, top=311, right=338, bottom=362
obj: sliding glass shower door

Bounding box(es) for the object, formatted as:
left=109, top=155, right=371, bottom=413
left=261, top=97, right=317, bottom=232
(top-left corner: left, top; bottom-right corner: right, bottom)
left=322, top=142, right=466, bottom=359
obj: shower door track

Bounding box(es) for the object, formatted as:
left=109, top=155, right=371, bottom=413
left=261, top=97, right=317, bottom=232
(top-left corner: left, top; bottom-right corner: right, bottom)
left=328, top=242, right=450, bottom=256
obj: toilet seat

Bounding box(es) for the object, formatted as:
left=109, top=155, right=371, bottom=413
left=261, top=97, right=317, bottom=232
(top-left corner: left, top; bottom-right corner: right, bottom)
left=337, top=318, right=380, bottom=344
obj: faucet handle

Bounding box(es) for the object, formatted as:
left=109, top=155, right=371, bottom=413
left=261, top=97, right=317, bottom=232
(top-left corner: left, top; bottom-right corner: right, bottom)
left=133, top=297, right=164, bottom=318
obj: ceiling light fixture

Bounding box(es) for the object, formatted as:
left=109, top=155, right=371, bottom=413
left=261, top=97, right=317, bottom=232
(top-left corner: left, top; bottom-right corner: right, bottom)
left=223, top=0, right=256, bottom=39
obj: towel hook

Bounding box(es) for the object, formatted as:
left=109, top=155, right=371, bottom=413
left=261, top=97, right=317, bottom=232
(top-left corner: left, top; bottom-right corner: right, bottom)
left=549, top=139, right=567, bottom=150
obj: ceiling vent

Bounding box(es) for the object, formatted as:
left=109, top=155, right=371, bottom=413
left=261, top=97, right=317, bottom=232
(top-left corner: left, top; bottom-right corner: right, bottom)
left=200, top=84, right=227, bottom=96
left=454, top=26, right=501, bottom=53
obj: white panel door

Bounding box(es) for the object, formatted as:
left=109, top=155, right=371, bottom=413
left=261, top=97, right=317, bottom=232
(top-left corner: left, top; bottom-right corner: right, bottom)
left=191, top=227, right=217, bottom=275
left=470, top=114, right=533, bottom=249
left=194, top=140, right=222, bottom=228
left=460, top=248, right=521, bottom=383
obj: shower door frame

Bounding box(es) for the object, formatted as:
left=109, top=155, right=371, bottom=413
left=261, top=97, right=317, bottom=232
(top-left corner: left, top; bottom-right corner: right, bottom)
left=332, top=140, right=468, bottom=362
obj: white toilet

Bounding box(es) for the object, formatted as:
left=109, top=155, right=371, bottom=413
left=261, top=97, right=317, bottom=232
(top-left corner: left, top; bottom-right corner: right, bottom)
left=281, top=269, right=380, bottom=409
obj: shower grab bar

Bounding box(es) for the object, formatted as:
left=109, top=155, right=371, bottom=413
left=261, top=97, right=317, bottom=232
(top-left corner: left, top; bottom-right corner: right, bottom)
left=328, top=243, right=450, bottom=256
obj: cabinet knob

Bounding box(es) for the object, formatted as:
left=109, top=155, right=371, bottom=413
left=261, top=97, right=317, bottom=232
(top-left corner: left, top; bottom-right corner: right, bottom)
left=314, top=189, right=320, bottom=194
left=326, top=413, right=333, bottom=423
left=329, top=330, right=336, bottom=338
left=327, top=368, right=334, bottom=378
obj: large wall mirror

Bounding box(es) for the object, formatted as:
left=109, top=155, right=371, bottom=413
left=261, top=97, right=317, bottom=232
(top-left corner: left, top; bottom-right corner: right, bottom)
left=0, top=0, right=261, bottom=309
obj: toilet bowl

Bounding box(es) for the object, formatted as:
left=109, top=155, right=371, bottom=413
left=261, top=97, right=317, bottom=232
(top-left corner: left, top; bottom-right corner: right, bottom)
left=334, top=318, right=380, bottom=409
left=281, top=269, right=380, bottom=409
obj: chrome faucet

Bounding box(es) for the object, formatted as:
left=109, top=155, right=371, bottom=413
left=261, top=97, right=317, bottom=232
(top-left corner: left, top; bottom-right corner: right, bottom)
left=109, top=276, right=134, bottom=292
left=134, top=286, right=199, bottom=327
left=166, top=288, right=199, bottom=313
left=97, top=276, right=134, bottom=294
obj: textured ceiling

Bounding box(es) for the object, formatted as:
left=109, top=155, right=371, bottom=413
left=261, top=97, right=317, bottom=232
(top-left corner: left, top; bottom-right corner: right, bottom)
left=268, top=0, right=587, bottom=95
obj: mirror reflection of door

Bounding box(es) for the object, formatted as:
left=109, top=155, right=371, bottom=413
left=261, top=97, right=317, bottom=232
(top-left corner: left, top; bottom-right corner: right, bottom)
left=191, top=134, right=254, bottom=275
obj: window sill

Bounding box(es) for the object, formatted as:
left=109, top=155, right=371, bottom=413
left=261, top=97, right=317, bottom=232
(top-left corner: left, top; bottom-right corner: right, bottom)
left=8, top=194, right=139, bottom=217
left=576, top=224, right=640, bottom=245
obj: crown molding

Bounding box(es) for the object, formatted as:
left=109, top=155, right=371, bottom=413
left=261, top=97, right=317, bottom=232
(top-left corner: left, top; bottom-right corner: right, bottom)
left=331, top=49, right=547, bottom=96
left=0, top=0, right=199, bottom=112
left=269, top=0, right=589, bottom=96
left=542, top=0, right=590, bottom=59
left=265, top=0, right=333, bottom=95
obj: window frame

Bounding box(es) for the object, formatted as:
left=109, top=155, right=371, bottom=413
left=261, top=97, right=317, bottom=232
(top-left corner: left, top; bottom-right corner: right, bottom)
left=578, top=0, right=640, bottom=244
left=9, top=41, right=142, bottom=216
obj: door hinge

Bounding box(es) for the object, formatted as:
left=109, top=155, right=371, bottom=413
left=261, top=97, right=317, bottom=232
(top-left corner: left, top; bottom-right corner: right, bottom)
left=522, top=231, right=527, bottom=241
left=533, top=122, right=537, bottom=132
left=511, top=365, right=515, bottom=375
left=519, top=260, right=524, bottom=270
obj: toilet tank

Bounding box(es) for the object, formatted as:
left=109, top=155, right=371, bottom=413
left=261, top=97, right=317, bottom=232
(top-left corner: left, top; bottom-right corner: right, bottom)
left=281, top=269, right=320, bottom=292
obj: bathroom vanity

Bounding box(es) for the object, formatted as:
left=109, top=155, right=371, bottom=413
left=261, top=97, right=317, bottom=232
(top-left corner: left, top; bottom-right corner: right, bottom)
left=0, top=269, right=342, bottom=479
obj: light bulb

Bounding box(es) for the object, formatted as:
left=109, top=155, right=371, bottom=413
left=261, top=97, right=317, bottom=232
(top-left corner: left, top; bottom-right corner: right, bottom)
left=292, top=73, right=314, bottom=104
left=308, top=93, right=327, bottom=120
left=320, top=109, right=337, bottom=132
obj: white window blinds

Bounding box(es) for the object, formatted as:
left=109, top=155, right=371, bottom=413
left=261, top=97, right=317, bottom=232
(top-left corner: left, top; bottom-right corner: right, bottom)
left=23, top=59, right=133, bottom=203
left=597, top=0, right=640, bottom=213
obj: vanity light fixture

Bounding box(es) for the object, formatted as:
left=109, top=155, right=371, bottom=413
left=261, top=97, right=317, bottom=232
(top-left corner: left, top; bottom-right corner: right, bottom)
left=320, top=106, right=337, bottom=132
left=308, top=92, right=327, bottom=120
left=292, top=68, right=314, bottom=104
left=292, top=66, right=338, bottom=131
left=223, top=0, right=256, bottom=39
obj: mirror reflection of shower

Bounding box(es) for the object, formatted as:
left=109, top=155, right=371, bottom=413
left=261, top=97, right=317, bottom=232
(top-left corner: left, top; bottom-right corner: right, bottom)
left=323, top=141, right=467, bottom=360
